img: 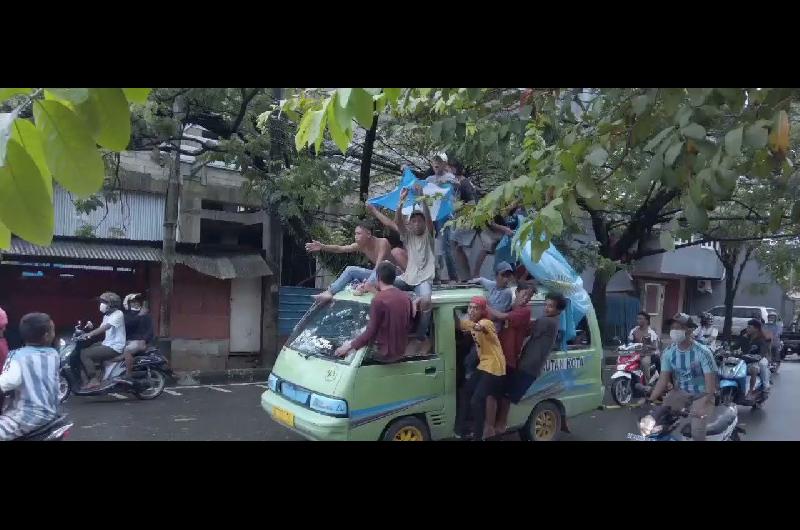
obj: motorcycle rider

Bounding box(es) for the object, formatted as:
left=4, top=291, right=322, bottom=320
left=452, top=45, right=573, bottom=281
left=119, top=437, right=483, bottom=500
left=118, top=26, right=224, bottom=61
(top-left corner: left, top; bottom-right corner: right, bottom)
left=627, top=311, right=660, bottom=382
left=0, top=313, right=60, bottom=441
left=77, top=292, right=126, bottom=390
left=740, top=318, right=770, bottom=399
left=122, top=293, right=154, bottom=378
left=692, top=312, right=719, bottom=350
left=649, top=313, right=717, bottom=441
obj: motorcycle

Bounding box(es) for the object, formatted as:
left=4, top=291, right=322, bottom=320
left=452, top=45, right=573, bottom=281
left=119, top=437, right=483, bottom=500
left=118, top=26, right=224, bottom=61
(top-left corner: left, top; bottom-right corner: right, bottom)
left=610, top=343, right=660, bottom=406
left=627, top=398, right=743, bottom=441
left=57, top=322, right=171, bottom=402
left=716, top=350, right=768, bottom=409
left=15, top=414, right=74, bottom=441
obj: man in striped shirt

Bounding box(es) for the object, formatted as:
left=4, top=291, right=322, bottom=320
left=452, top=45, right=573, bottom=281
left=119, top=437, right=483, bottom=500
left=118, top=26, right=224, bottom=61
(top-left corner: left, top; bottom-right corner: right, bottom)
left=649, top=313, right=717, bottom=441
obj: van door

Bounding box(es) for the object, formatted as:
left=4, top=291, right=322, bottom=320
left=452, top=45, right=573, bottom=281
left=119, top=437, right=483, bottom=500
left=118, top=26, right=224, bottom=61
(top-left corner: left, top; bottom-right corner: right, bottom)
left=348, top=316, right=446, bottom=441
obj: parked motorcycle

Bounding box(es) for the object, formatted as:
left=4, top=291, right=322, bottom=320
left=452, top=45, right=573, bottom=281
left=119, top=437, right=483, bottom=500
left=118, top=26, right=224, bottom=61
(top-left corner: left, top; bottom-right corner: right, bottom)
left=58, top=322, right=171, bottom=402
left=610, top=343, right=660, bottom=406
left=627, top=398, right=743, bottom=441
left=14, top=414, right=74, bottom=441
left=716, top=350, right=768, bottom=409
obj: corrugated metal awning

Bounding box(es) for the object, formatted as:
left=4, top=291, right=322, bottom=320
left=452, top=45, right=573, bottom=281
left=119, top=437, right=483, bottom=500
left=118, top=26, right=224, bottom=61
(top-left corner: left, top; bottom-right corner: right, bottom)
left=3, top=238, right=272, bottom=279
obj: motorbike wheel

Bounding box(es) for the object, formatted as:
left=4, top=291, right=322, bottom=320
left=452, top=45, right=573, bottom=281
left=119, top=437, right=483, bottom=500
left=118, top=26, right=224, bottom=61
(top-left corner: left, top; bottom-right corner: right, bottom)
left=611, top=378, right=633, bottom=406
left=58, top=373, right=72, bottom=403
left=133, top=369, right=166, bottom=400
left=720, top=387, right=735, bottom=407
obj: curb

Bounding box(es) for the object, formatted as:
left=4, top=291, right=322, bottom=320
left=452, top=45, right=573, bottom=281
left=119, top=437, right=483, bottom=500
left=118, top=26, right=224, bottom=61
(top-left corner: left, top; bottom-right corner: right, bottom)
left=172, top=368, right=270, bottom=386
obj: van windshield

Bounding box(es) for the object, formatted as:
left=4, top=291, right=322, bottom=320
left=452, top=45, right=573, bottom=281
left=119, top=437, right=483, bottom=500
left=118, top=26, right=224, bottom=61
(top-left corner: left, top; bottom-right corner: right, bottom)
left=285, top=299, right=370, bottom=364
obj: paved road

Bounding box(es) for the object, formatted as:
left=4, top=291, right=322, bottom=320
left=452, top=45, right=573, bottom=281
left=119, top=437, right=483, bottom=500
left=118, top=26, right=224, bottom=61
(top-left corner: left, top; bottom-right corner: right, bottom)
left=64, top=358, right=800, bottom=441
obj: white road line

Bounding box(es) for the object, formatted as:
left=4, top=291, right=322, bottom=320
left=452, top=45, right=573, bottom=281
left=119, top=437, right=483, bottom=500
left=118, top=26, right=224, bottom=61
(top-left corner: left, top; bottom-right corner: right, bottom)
left=207, top=386, right=232, bottom=393
left=172, top=382, right=265, bottom=390
left=163, top=389, right=183, bottom=396
left=255, top=384, right=268, bottom=389
left=109, top=393, right=128, bottom=400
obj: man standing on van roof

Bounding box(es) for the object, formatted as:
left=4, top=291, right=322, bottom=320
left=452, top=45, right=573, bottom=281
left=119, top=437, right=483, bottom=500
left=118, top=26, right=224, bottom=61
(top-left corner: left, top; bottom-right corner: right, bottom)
left=306, top=223, right=405, bottom=305
left=335, top=262, right=413, bottom=363
left=369, top=186, right=436, bottom=355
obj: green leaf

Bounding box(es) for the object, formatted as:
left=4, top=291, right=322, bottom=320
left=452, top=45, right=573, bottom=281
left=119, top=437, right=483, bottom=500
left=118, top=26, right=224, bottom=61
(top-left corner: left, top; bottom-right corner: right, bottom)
left=632, top=95, right=649, bottom=117
left=0, top=109, right=20, bottom=166
left=44, top=88, right=89, bottom=104
left=0, top=219, right=9, bottom=250
left=442, top=117, right=457, bottom=139
left=559, top=151, right=577, bottom=175
left=0, top=88, right=31, bottom=102
left=0, top=139, right=54, bottom=245
left=337, top=88, right=353, bottom=109
left=687, top=88, right=709, bottom=107
left=684, top=198, right=709, bottom=231
left=33, top=100, right=105, bottom=197
left=585, top=145, right=608, bottom=167
left=85, top=88, right=131, bottom=151
left=480, top=129, right=498, bottom=146
left=121, top=88, right=151, bottom=104
left=681, top=123, right=706, bottom=140
left=674, top=106, right=693, bottom=127
left=744, top=123, right=768, bottom=149
left=304, top=108, right=327, bottom=154
left=660, top=230, right=675, bottom=252
left=294, top=110, right=315, bottom=151
left=576, top=177, right=598, bottom=199
left=11, top=118, right=51, bottom=183
left=644, top=126, right=675, bottom=152
left=768, top=206, right=783, bottom=233
left=384, top=88, right=401, bottom=108
left=348, top=88, right=374, bottom=129
left=664, top=140, right=684, bottom=167
left=724, top=127, right=743, bottom=157
left=430, top=121, right=443, bottom=142
left=326, top=98, right=351, bottom=154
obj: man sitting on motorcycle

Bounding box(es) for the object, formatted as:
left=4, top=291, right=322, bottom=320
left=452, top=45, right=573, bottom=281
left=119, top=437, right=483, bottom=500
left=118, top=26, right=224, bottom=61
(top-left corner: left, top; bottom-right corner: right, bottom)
left=77, top=292, right=126, bottom=390
left=0, top=313, right=60, bottom=441
left=649, top=313, right=717, bottom=441
left=692, top=312, right=719, bottom=350
left=627, top=311, right=660, bottom=382
left=740, top=319, right=770, bottom=398
left=122, top=293, right=155, bottom=378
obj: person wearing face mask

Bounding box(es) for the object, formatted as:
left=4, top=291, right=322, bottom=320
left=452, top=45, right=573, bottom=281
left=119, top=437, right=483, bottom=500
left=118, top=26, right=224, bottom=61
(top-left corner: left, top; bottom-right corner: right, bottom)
left=77, top=292, right=126, bottom=390
left=649, top=313, right=717, bottom=441
left=122, top=293, right=154, bottom=378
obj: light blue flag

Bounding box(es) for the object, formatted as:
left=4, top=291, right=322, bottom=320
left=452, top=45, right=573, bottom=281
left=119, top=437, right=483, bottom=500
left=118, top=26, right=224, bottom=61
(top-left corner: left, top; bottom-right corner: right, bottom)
left=367, top=168, right=455, bottom=227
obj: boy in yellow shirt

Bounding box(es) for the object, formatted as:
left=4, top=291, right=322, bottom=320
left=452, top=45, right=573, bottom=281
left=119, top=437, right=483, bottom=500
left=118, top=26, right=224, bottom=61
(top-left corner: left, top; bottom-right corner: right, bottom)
left=459, top=296, right=506, bottom=440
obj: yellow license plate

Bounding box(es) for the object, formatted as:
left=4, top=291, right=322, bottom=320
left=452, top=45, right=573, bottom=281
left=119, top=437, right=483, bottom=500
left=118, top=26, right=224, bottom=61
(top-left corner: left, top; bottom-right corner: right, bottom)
left=272, top=406, right=295, bottom=428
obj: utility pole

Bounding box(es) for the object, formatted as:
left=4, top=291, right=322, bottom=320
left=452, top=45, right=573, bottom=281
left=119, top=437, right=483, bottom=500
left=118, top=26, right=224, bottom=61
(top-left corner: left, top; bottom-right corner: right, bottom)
left=158, top=95, right=186, bottom=359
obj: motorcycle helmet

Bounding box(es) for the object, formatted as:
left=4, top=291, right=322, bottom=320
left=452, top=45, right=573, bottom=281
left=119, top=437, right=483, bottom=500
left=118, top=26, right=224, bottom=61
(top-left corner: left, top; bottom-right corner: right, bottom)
left=700, top=312, right=713, bottom=325
left=123, top=293, right=144, bottom=311
left=96, top=292, right=122, bottom=310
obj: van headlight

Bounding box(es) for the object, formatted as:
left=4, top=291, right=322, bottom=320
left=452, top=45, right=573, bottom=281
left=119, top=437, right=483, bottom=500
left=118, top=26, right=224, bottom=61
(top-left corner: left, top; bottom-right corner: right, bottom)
left=639, top=415, right=662, bottom=436
left=266, top=372, right=279, bottom=393
left=309, top=393, right=348, bottom=417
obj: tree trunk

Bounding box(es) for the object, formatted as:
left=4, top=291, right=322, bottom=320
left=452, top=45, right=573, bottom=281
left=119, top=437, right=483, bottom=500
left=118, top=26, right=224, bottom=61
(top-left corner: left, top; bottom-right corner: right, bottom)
left=159, top=141, right=181, bottom=358
left=591, top=272, right=609, bottom=343
left=722, top=261, right=735, bottom=342
left=359, top=111, right=379, bottom=202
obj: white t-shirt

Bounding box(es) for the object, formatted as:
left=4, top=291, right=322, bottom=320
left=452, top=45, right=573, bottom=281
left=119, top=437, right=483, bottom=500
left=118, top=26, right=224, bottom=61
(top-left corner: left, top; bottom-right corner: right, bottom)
left=102, top=310, right=126, bottom=353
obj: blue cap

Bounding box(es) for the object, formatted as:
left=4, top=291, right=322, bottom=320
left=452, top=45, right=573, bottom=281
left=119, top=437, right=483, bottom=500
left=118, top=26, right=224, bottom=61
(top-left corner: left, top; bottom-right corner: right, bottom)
left=495, top=261, right=513, bottom=274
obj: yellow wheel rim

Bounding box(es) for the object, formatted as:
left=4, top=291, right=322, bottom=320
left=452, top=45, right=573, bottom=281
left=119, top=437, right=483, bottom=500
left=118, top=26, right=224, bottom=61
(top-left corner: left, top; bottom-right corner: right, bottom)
left=534, top=410, right=557, bottom=441
left=393, top=426, right=424, bottom=441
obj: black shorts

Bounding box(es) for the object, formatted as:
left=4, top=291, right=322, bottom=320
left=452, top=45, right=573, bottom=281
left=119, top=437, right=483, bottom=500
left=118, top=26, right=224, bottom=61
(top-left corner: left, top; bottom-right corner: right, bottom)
left=505, top=367, right=536, bottom=404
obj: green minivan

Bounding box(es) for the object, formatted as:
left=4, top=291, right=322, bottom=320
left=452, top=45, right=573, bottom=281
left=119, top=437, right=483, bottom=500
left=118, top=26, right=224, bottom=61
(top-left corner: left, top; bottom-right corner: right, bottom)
left=260, top=285, right=604, bottom=441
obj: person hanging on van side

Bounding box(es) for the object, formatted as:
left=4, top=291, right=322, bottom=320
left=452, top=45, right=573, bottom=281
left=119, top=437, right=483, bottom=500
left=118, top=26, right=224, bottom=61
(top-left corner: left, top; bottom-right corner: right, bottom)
left=306, top=223, right=405, bottom=305
left=369, top=186, right=436, bottom=356
left=334, top=262, right=413, bottom=363
left=506, top=292, right=567, bottom=404
left=458, top=296, right=506, bottom=440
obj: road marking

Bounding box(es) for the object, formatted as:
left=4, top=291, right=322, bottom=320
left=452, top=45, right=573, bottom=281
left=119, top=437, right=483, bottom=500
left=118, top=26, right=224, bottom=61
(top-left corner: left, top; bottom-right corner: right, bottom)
left=109, top=393, right=128, bottom=400
left=603, top=405, right=621, bottom=409
left=207, top=386, right=232, bottom=393
left=163, top=389, right=182, bottom=396
left=255, top=384, right=268, bottom=389
left=227, top=382, right=267, bottom=386
left=173, top=417, right=197, bottom=422
left=171, top=382, right=265, bottom=390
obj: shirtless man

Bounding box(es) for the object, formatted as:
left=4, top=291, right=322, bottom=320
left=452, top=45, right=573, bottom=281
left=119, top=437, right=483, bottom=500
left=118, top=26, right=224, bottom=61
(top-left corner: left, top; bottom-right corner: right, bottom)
left=306, top=223, right=403, bottom=305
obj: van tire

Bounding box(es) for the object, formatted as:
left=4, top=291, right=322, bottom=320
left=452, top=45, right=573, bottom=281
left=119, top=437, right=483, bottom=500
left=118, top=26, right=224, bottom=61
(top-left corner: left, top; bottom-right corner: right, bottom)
left=382, top=416, right=430, bottom=441
left=520, top=401, right=562, bottom=442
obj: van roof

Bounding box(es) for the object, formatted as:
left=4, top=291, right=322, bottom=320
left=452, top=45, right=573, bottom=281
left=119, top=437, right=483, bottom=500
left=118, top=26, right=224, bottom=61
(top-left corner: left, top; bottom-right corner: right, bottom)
left=332, top=283, right=548, bottom=305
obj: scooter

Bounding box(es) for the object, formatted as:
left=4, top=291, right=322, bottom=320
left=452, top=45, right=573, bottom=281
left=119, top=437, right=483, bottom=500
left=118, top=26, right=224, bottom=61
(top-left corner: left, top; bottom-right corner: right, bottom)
left=610, top=343, right=660, bottom=406
left=15, top=414, right=74, bottom=441
left=717, top=350, right=769, bottom=409
left=627, top=398, right=743, bottom=441
left=58, top=322, right=171, bottom=402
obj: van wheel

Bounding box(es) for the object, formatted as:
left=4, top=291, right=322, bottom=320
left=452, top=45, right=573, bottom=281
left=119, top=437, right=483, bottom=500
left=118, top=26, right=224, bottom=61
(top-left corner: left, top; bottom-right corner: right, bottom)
left=382, top=417, right=430, bottom=441
left=521, top=402, right=562, bottom=442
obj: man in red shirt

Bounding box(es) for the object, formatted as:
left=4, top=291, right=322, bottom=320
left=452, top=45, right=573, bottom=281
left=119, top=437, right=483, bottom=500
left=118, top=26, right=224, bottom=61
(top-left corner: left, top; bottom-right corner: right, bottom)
left=486, top=281, right=537, bottom=434
left=334, top=261, right=414, bottom=363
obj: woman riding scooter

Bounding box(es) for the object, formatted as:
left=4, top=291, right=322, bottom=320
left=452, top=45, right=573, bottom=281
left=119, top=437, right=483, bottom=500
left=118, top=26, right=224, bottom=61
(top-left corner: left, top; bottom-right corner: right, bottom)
left=122, top=294, right=154, bottom=378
